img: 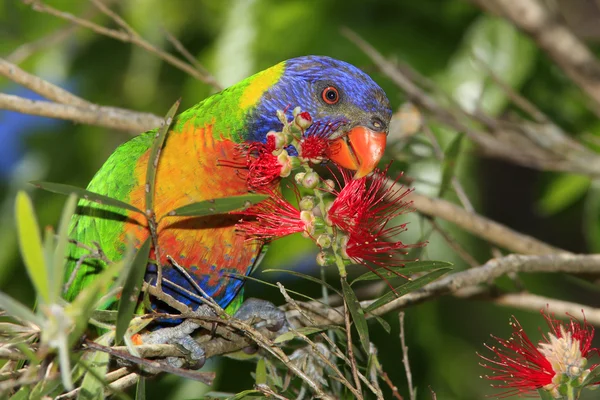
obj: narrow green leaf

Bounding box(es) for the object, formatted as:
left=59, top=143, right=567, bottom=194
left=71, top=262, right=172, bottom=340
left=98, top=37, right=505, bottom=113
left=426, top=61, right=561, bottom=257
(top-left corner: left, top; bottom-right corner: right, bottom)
left=30, top=376, right=62, bottom=400
left=146, top=99, right=181, bottom=215
left=273, top=325, right=342, bottom=344
left=51, top=193, right=78, bottom=302
left=15, top=191, right=49, bottom=303
left=341, top=278, right=370, bottom=354
left=77, top=355, right=110, bottom=400
left=438, top=133, right=464, bottom=198
left=537, top=389, right=555, bottom=400
left=9, top=387, right=30, bottom=400
left=372, top=315, right=391, bottom=333
left=538, top=173, right=591, bottom=216
left=31, top=181, right=143, bottom=214
left=166, top=194, right=268, bottom=218
left=351, top=260, right=453, bottom=284
left=0, top=291, right=42, bottom=325
left=365, top=268, right=451, bottom=313
left=228, top=390, right=263, bottom=400
left=68, top=249, right=133, bottom=346
left=580, top=364, right=600, bottom=386
left=263, top=268, right=341, bottom=296
left=115, top=237, right=151, bottom=345
left=255, top=358, right=267, bottom=385
left=43, top=226, right=55, bottom=297
left=77, top=335, right=113, bottom=400
left=135, top=377, right=146, bottom=400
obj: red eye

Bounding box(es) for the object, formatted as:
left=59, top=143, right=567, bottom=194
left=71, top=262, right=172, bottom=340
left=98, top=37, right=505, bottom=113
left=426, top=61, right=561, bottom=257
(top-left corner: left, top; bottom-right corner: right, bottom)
left=321, top=86, right=339, bottom=105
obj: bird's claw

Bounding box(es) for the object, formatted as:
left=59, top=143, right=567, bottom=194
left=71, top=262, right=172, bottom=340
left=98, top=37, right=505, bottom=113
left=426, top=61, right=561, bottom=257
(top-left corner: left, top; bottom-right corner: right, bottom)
left=141, top=319, right=206, bottom=369
left=234, top=297, right=290, bottom=334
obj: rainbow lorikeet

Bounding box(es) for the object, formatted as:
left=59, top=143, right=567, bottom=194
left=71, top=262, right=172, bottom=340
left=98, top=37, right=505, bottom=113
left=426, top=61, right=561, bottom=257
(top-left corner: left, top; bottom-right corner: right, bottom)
left=65, top=55, right=391, bottom=354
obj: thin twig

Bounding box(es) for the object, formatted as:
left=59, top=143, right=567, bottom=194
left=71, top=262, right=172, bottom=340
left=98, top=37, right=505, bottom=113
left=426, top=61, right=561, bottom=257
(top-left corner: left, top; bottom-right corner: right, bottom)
left=23, top=0, right=221, bottom=90
left=470, top=0, right=600, bottom=115
left=342, top=295, right=363, bottom=398
left=380, top=370, right=403, bottom=400
left=277, top=283, right=376, bottom=399
left=428, top=219, right=480, bottom=267
left=399, top=313, right=416, bottom=400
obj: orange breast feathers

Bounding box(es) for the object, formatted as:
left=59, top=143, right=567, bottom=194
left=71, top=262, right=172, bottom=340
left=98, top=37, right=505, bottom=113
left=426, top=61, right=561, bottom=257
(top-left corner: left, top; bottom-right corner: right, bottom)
left=122, top=120, right=259, bottom=281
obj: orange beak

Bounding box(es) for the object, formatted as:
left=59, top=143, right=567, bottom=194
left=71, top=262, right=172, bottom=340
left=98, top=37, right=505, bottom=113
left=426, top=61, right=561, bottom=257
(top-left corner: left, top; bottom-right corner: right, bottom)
left=329, top=126, right=387, bottom=179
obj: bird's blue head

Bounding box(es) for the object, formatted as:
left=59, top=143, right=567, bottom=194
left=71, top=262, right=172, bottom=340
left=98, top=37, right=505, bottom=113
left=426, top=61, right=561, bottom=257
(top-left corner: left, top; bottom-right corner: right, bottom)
left=247, top=56, right=392, bottom=178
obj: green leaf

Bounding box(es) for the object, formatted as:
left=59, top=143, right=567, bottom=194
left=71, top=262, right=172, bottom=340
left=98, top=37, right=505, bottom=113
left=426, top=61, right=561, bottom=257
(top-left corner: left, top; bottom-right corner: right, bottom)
left=146, top=99, right=180, bottom=215
left=365, top=268, right=451, bottom=313
left=584, top=181, right=600, bottom=253
left=255, top=358, right=267, bottom=385
left=351, top=260, right=453, bottom=284
left=165, top=194, right=268, bottom=217
left=273, top=325, right=342, bottom=344
left=15, top=191, right=49, bottom=304
left=68, top=249, right=133, bottom=346
left=9, top=387, right=30, bottom=400
left=77, top=335, right=112, bottom=400
left=226, top=390, right=262, bottom=400
left=372, top=315, right=391, bottom=333
left=538, top=173, right=591, bottom=216
left=262, top=268, right=341, bottom=296
left=115, top=237, right=151, bottom=345
left=31, top=181, right=143, bottom=214
left=341, top=277, right=370, bottom=354
left=0, top=291, right=42, bottom=326
left=438, top=133, right=464, bottom=198
left=580, top=364, right=600, bottom=386
left=135, top=377, right=146, bottom=400
left=51, top=193, right=78, bottom=302
left=438, top=16, right=536, bottom=116
left=537, top=388, right=555, bottom=400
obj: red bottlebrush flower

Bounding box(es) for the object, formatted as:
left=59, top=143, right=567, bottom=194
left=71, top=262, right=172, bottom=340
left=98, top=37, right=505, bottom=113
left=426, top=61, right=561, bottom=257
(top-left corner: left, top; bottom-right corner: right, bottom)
left=328, top=166, right=411, bottom=233
left=220, top=134, right=292, bottom=190
left=479, top=310, right=599, bottom=398
left=327, top=165, right=424, bottom=285
left=329, top=165, right=421, bottom=261
left=299, top=134, right=332, bottom=161
left=236, top=187, right=315, bottom=241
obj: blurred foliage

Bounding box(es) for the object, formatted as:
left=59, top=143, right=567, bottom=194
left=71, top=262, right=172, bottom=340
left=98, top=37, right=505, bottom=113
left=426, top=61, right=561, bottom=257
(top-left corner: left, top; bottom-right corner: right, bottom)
left=2, top=0, right=600, bottom=399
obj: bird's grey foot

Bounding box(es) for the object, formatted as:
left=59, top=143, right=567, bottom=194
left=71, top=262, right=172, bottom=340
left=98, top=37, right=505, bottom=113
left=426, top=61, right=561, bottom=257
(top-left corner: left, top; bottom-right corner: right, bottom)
left=141, top=319, right=206, bottom=369
left=233, top=298, right=290, bottom=334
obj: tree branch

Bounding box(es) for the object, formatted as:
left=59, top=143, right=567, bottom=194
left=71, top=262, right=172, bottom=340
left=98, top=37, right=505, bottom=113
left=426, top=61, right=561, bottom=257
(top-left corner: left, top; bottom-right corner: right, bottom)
left=293, top=254, right=600, bottom=325
left=0, top=93, right=162, bottom=132
left=0, top=58, right=90, bottom=106
left=469, top=0, right=600, bottom=115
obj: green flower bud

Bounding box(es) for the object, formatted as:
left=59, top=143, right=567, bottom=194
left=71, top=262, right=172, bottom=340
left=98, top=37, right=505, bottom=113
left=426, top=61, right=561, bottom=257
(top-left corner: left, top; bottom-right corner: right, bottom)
left=294, top=172, right=306, bottom=184
left=302, top=171, right=320, bottom=189
left=299, top=196, right=316, bottom=211
left=292, top=106, right=302, bottom=118
left=324, top=179, right=336, bottom=190
left=276, top=109, right=287, bottom=125
left=316, top=234, right=332, bottom=249
left=300, top=210, right=316, bottom=237
left=277, top=150, right=293, bottom=178
left=316, top=251, right=335, bottom=267
left=338, top=235, right=350, bottom=259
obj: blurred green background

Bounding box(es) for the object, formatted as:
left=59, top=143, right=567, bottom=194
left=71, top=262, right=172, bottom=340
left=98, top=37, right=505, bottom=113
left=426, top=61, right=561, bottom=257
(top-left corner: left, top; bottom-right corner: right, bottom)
left=2, top=0, right=600, bottom=398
